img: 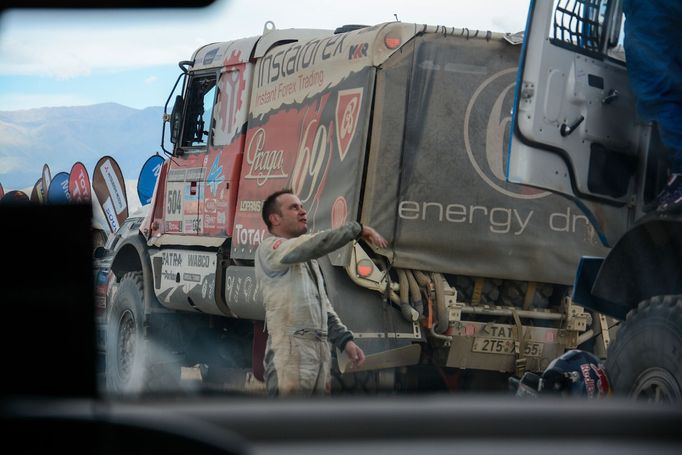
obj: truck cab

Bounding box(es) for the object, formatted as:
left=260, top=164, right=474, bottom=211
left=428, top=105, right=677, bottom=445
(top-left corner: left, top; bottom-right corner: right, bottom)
left=508, top=0, right=682, bottom=400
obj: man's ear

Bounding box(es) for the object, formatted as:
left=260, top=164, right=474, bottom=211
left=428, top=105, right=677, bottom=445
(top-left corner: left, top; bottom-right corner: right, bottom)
left=269, top=212, right=280, bottom=227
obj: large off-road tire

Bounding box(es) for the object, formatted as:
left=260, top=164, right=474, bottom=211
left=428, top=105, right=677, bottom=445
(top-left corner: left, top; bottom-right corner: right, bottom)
left=105, top=272, right=181, bottom=395
left=605, top=295, right=682, bottom=402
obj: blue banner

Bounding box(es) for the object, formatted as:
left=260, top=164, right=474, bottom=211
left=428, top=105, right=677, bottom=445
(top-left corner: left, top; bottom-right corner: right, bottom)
left=137, top=154, right=165, bottom=206
left=47, top=172, right=71, bottom=203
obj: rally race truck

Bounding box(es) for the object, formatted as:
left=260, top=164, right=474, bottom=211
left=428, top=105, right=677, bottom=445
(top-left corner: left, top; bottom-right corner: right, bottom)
left=99, top=19, right=611, bottom=394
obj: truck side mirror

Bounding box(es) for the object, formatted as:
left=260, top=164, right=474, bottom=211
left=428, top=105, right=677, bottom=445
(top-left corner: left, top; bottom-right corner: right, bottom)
left=170, top=95, right=184, bottom=145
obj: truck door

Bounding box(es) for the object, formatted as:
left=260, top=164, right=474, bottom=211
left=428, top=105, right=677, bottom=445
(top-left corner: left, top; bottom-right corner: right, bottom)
left=508, top=0, right=643, bottom=246
left=165, top=71, right=217, bottom=235
left=200, top=64, right=252, bottom=238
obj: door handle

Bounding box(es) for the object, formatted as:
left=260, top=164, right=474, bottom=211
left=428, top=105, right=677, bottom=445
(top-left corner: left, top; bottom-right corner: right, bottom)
left=560, top=115, right=584, bottom=137
left=602, top=88, right=619, bottom=105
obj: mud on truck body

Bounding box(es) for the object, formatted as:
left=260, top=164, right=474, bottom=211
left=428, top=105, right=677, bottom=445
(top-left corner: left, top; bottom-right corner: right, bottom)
left=508, top=0, right=682, bottom=401
left=101, top=20, right=612, bottom=394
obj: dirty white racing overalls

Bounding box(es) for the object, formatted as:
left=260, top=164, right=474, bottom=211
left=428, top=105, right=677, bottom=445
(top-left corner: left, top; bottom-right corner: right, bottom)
left=255, top=222, right=362, bottom=396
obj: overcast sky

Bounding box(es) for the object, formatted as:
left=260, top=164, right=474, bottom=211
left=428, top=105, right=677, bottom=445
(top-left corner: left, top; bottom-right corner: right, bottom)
left=0, top=0, right=531, bottom=111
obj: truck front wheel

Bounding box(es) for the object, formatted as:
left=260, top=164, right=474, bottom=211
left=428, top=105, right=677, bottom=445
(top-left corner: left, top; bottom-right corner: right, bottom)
left=105, top=272, right=181, bottom=395
left=605, top=295, right=682, bottom=402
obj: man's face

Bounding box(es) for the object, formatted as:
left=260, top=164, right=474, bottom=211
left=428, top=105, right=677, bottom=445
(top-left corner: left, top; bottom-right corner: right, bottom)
left=271, top=193, right=307, bottom=238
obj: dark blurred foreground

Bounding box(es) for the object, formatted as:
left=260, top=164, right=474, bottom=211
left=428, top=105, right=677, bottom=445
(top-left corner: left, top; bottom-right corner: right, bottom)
left=1, top=202, right=681, bottom=455
left=0, top=203, right=96, bottom=398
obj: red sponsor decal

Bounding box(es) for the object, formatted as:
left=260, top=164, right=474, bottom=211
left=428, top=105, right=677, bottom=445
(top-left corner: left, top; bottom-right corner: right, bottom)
left=331, top=196, right=348, bottom=229
left=593, top=364, right=610, bottom=396
left=348, top=42, right=369, bottom=60
left=234, top=83, right=367, bottom=257
left=290, top=94, right=334, bottom=230
left=272, top=239, right=283, bottom=250
left=464, top=325, right=476, bottom=336
left=204, top=213, right=216, bottom=229
left=335, top=88, right=363, bottom=161
left=224, top=49, right=243, bottom=67
left=245, top=128, right=289, bottom=186
left=544, top=331, right=557, bottom=342
left=291, top=119, right=332, bottom=205
left=216, top=60, right=247, bottom=135
left=166, top=221, right=182, bottom=232
left=581, top=363, right=596, bottom=397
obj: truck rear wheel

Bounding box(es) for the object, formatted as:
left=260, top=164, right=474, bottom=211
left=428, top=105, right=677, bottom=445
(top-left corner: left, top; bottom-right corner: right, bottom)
left=605, top=295, right=682, bottom=402
left=105, top=272, right=181, bottom=395
left=331, top=369, right=395, bottom=394
left=330, top=349, right=396, bottom=394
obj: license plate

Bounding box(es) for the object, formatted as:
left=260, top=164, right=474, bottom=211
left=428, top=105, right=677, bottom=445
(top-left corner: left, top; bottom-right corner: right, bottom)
left=472, top=337, right=544, bottom=357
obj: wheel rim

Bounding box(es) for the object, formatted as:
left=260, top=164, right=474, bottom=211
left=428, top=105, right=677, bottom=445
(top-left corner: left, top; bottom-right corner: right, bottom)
left=631, top=368, right=682, bottom=403
left=116, top=309, right=137, bottom=383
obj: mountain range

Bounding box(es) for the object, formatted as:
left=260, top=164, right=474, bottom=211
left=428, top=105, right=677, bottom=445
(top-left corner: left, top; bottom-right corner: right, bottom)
left=0, top=103, right=171, bottom=193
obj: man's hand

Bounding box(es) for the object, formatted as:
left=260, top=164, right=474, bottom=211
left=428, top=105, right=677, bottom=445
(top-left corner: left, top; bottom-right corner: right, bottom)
left=344, top=340, right=366, bottom=370
left=359, top=225, right=388, bottom=248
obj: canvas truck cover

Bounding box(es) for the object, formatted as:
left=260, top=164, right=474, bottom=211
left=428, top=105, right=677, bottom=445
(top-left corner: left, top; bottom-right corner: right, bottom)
left=231, top=23, right=418, bottom=259
left=361, top=31, right=610, bottom=285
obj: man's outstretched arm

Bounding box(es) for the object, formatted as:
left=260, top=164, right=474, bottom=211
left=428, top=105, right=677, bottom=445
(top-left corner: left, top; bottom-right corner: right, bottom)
left=280, top=222, right=387, bottom=264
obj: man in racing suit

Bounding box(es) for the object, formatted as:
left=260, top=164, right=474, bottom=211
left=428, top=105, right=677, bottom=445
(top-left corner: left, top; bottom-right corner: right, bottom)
left=255, top=189, right=387, bottom=397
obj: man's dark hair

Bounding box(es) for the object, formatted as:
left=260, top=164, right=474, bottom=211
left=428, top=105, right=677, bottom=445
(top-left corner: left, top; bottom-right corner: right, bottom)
left=262, top=189, right=294, bottom=231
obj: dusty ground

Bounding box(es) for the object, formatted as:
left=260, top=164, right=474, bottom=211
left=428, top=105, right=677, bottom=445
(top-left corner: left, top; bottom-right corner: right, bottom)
left=180, top=366, right=266, bottom=395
